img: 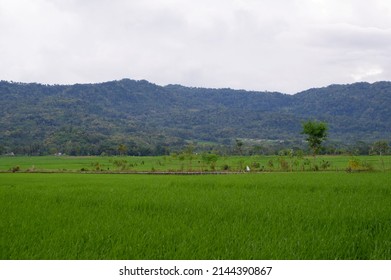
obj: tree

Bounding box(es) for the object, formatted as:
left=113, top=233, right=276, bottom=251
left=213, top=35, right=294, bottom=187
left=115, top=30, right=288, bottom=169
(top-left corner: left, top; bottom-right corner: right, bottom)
left=201, top=153, right=219, bottom=171
left=235, top=139, right=244, bottom=155
left=301, top=120, right=328, bottom=158
left=118, top=144, right=128, bottom=156
left=352, top=141, right=370, bottom=155
left=371, top=140, right=389, bottom=156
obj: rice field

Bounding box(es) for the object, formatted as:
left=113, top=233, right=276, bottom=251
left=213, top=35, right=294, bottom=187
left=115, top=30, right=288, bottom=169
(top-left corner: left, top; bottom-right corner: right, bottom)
left=1, top=171, right=391, bottom=260
left=0, top=154, right=390, bottom=173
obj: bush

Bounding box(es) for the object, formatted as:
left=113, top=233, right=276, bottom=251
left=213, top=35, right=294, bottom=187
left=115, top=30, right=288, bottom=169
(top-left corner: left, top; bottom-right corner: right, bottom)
left=112, top=159, right=127, bottom=170
left=222, top=164, right=230, bottom=171
left=348, top=158, right=361, bottom=170
left=11, top=166, right=20, bottom=173
left=346, top=158, right=373, bottom=172
left=320, top=160, right=330, bottom=170
left=278, top=158, right=289, bottom=171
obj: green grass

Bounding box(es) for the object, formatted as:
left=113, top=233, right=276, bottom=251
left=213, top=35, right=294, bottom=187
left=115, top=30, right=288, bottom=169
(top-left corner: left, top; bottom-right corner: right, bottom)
left=1, top=155, right=390, bottom=172
left=1, top=172, right=391, bottom=259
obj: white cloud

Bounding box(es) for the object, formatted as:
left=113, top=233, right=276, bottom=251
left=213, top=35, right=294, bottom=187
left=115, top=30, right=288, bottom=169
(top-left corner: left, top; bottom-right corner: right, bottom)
left=1, top=0, right=391, bottom=93
left=351, top=67, right=384, bottom=82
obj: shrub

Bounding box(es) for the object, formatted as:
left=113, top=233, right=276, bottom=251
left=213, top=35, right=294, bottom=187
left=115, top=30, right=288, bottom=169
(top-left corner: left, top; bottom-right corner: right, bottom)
left=112, top=159, right=127, bottom=170
left=222, top=164, right=230, bottom=171
left=278, top=158, right=289, bottom=171
left=320, top=160, right=330, bottom=170
left=348, top=158, right=361, bottom=170
left=347, top=158, right=374, bottom=172
left=11, top=166, right=20, bottom=173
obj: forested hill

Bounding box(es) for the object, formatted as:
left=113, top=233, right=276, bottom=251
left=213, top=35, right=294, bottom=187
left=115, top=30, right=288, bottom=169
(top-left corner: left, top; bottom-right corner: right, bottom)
left=1, top=79, right=390, bottom=155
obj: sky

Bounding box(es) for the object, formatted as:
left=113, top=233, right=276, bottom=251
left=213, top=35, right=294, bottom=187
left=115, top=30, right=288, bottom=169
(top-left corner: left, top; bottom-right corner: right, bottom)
left=1, top=0, right=391, bottom=94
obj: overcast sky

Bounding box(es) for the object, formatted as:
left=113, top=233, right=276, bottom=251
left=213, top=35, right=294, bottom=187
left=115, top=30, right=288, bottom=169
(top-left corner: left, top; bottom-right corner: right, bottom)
left=1, top=0, right=391, bottom=93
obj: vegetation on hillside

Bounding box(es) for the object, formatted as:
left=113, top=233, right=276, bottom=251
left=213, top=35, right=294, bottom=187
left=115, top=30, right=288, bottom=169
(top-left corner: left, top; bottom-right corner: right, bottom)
left=1, top=79, right=390, bottom=156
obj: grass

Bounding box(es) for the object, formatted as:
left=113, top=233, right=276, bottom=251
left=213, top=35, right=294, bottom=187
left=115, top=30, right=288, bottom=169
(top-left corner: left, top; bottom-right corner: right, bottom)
left=0, top=154, right=390, bottom=172
left=1, top=172, right=391, bottom=259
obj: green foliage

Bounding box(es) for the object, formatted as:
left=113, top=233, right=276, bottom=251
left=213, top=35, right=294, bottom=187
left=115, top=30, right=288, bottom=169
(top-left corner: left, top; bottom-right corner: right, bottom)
left=301, top=120, right=328, bottom=157
left=346, top=158, right=374, bottom=172
left=201, top=153, right=219, bottom=170
left=111, top=159, right=128, bottom=170
left=221, top=164, right=230, bottom=171
left=90, top=161, right=103, bottom=171
left=371, top=140, right=389, bottom=156
left=278, top=157, right=289, bottom=171
left=10, top=166, right=20, bottom=173
left=235, top=139, right=244, bottom=155
left=1, top=155, right=391, bottom=173
left=320, top=160, right=331, bottom=170
left=117, top=144, right=128, bottom=156
left=1, top=80, right=391, bottom=156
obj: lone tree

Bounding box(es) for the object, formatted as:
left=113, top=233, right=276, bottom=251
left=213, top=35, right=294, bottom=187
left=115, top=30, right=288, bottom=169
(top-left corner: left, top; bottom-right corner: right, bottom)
left=301, top=120, right=328, bottom=158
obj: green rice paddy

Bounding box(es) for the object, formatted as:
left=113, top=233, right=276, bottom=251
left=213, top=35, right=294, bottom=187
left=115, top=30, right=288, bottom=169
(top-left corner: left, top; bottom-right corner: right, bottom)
left=1, top=171, right=391, bottom=260
left=0, top=154, right=390, bottom=173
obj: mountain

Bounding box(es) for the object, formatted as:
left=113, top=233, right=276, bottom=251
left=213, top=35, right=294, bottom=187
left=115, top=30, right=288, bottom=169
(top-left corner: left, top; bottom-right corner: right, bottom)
left=0, top=79, right=390, bottom=155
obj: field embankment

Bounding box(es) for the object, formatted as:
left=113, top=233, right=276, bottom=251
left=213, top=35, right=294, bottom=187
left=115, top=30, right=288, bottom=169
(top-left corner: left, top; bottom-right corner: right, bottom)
left=1, top=155, right=390, bottom=173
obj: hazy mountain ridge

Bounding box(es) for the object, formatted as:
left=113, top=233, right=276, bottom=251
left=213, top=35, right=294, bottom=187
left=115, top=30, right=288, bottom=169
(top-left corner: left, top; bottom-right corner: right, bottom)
left=0, top=79, right=390, bottom=155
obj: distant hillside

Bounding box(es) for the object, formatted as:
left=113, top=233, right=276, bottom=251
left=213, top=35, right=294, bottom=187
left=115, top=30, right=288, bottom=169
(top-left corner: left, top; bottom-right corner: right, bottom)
left=0, top=79, right=390, bottom=155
